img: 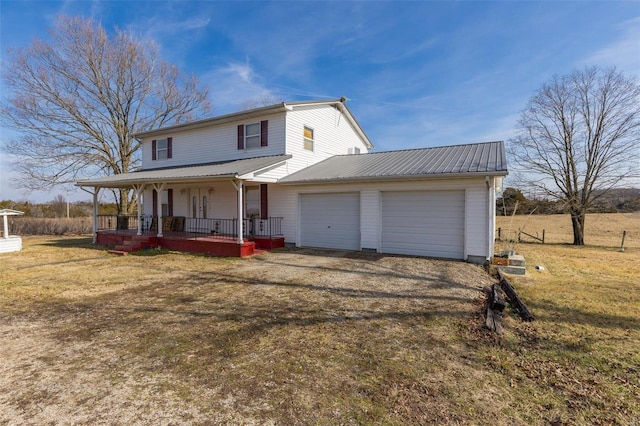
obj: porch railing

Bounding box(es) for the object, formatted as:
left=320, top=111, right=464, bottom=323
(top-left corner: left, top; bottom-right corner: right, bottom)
left=97, top=215, right=283, bottom=241
left=97, top=215, right=141, bottom=231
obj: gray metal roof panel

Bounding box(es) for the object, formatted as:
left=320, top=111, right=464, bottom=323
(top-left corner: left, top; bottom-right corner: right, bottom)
left=76, top=155, right=291, bottom=188
left=279, top=141, right=508, bottom=184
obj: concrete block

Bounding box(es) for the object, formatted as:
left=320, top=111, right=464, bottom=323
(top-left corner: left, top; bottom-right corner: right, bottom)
left=496, top=265, right=526, bottom=276
left=508, top=254, right=526, bottom=267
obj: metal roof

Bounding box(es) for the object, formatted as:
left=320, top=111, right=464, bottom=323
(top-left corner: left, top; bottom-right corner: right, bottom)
left=135, top=98, right=374, bottom=149
left=279, top=141, right=508, bottom=184
left=76, top=155, right=291, bottom=188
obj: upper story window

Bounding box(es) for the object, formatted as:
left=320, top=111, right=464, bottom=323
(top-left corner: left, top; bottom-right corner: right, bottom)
left=303, top=126, right=314, bottom=151
left=245, top=123, right=261, bottom=149
left=152, top=137, right=172, bottom=160
left=237, top=120, right=268, bottom=150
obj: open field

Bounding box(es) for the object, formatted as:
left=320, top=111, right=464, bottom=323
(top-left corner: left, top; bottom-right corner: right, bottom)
left=1, top=213, right=639, bottom=425
left=494, top=213, right=639, bottom=425
left=496, top=212, right=639, bottom=248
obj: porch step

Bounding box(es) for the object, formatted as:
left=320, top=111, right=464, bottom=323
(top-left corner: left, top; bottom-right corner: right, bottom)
left=114, top=244, right=137, bottom=252
left=112, top=235, right=154, bottom=253
left=108, top=249, right=129, bottom=256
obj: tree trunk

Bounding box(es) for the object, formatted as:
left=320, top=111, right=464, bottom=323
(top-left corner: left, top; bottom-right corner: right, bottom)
left=570, top=208, right=585, bottom=245
left=116, top=188, right=134, bottom=215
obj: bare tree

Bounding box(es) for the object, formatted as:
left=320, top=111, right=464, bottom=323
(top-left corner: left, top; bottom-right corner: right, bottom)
left=1, top=16, right=211, bottom=214
left=239, top=93, right=281, bottom=111
left=509, top=67, right=640, bottom=245
left=50, top=194, right=67, bottom=218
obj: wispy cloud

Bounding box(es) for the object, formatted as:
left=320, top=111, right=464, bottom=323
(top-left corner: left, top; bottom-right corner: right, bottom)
left=202, top=61, right=276, bottom=113
left=581, top=16, right=640, bottom=75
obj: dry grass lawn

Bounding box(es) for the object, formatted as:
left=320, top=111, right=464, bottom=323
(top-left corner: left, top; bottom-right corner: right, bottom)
left=494, top=213, right=639, bottom=425
left=2, top=237, right=498, bottom=425
left=1, top=212, right=638, bottom=425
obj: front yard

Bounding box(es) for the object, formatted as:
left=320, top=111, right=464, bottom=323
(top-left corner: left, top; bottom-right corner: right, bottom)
left=1, top=234, right=638, bottom=425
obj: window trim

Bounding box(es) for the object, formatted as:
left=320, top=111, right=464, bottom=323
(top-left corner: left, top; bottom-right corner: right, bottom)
left=245, top=123, right=261, bottom=149
left=152, top=137, right=172, bottom=161
left=303, top=126, right=314, bottom=151
left=238, top=121, right=268, bottom=150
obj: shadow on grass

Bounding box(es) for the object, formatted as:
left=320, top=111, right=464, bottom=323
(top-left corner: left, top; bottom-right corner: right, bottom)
left=527, top=299, right=639, bottom=331
left=38, top=236, right=100, bottom=249
left=252, top=251, right=478, bottom=292
left=31, top=254, right=483, bottom=352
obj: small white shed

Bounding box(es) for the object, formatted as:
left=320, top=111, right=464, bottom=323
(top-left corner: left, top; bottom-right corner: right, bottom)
left=0, top=209, right=25, bottom=253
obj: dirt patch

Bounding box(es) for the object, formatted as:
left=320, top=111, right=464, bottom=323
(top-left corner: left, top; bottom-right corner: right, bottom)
left=1, top=240, right=499, bottom=425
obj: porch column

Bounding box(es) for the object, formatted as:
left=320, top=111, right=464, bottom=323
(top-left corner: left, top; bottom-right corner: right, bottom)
left=232, top=179, right=244, bottom=244
left=487, top=176, right=496, bottom=260
left=133, top=184, right=144, bottom=236
left=3, top=214, right=9, bottom=239
left=92, top=188, right=99, bottom=244
left=152, top=182, right=167, bottom=237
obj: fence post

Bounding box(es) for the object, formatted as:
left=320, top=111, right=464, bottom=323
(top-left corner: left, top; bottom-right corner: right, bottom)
left=498, top=227, right=502, bottom=241
left=620, top=230, right=626, bottom=252
left=542, top=229, right=545, bottom=244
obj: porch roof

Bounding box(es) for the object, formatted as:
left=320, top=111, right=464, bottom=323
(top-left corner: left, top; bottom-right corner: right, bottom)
left=76, top=155, right=291, bottom=189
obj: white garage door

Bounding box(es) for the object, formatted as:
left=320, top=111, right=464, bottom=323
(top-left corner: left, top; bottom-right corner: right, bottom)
left=300, top=192, right=360, bottom=250
left=381, top=190, right=465, bottom=259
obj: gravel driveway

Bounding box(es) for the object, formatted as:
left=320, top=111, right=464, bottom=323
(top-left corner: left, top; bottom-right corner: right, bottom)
left=1, top=241, right=496, bottom=425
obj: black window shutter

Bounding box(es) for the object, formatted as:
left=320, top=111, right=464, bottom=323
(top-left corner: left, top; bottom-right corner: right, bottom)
left=168, top=188, right=173, bottom=216
left=152, top=190, right=158, bottom=216
left=167, top=137, right=172, bottom=159
left=152, top=140, right=157, bottom=160
left=260, top=184, right=268, bottom=219
left=237, top=125, right=244, bottom=150
left=260, top=120, right=268, bottom=147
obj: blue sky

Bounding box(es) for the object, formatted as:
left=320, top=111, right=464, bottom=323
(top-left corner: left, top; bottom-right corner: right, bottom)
left=1, top=0, right=639, bottom=202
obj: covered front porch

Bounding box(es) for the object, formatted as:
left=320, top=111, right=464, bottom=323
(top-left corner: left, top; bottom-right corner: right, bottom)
left=96, top=215, right=284, bottom=256
left=76, top=155, right=290, bottom=257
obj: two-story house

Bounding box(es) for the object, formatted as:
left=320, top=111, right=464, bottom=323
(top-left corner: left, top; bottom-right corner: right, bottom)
left=77, top=98, right=507, bottom=262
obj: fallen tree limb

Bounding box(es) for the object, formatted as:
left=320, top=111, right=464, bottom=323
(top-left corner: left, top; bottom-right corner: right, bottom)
left=482, top=284, right=505, bottom=334
left=497, top=270, right=535, bottom=322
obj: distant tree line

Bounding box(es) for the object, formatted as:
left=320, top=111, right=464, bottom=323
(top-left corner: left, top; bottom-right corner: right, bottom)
left=0, top=197, right=121, bottom=218
left=497, top=187, right=640, bottom=216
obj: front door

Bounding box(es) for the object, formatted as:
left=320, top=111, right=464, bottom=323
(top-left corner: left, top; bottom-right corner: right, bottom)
left=189, top=188, right=209, bottom=219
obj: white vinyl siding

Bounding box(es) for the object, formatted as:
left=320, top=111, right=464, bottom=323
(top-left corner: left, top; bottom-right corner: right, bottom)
left=141, top=113, right=286, bottom=170
left=144, top=178, right=493, bottom=261
left=273, top=179, right=489, bottom=260
left=381, top=191, right=465, bottom=259
left=300, top=192, right=360, bottom=250
left=285, top=105, right=369, bottom=175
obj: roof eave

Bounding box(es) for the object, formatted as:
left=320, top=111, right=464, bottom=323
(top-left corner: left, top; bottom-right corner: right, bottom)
left=279, top=170, right=509, bottom=185
left=135, top=104, right=289, bottom=138
left=76, top=173, right=240, bottom=189
left=333, top=102, right=374, bottom=149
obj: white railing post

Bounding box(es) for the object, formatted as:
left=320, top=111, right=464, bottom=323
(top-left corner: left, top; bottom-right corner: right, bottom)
left=152, top=183, right=166, bottom=237
left=236, top=180, right=244, bottom=244
left=93, top=188, right=99, bottom=244
left=134, top=184, right=144, bottom=236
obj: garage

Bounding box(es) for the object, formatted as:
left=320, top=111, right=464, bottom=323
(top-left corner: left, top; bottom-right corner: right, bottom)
left=381, top=190, right=465, bottom=259
left=300, top=192, right=360, bottom=250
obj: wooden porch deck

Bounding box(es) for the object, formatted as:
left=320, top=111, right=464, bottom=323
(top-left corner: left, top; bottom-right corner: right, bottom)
left=96, top=230, right=284, bottom=257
